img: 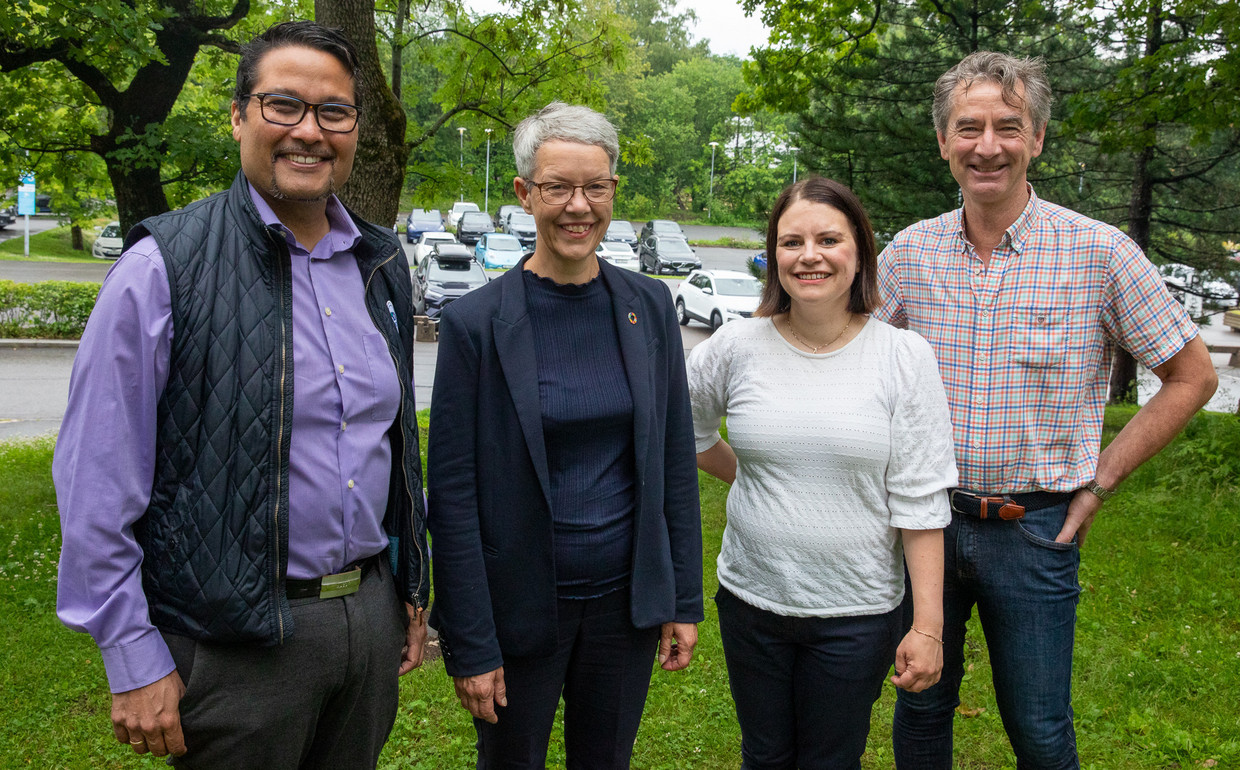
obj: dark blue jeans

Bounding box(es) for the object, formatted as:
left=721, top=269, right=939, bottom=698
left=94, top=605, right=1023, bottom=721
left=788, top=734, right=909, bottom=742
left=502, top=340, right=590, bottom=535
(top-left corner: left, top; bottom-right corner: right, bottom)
left=893, top=501, right=1081, bottom=769
left=716, top=586, right=903, bottom=770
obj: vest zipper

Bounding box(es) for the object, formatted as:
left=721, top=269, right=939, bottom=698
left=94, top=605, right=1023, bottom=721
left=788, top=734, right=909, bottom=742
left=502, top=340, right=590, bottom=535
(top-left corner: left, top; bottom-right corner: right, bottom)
left=366, top=246, right=428, bottom=609
left=267, top=229, right=292, bottom=642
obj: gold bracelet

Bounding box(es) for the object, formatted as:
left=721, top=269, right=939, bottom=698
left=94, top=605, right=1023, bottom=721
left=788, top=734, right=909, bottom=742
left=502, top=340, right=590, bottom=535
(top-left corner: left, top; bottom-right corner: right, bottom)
left=911, top=626, right=943, bottom=645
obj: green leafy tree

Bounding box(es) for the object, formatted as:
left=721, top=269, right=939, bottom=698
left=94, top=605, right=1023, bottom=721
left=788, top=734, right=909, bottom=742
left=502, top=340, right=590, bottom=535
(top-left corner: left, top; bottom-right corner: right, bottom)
left=1063, top=0, right=1240, bottom=401
left=0, top=0, right=250, bottom=232
left=738, top=0, right=1099, bottom=235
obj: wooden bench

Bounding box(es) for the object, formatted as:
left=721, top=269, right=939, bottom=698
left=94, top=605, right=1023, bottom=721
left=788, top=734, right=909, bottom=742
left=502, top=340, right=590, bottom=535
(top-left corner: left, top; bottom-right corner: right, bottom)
left=1207, top=343, right=1240, bottom=366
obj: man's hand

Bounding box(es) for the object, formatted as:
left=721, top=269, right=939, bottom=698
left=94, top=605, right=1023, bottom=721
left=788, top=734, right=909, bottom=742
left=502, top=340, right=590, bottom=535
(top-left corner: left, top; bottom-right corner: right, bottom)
left=658, top=622, right=697, bottom=671
left=111, top=670, right=187, bottom=757
left=1055, top=488, right=1103, bottom=547
left=453, top=668, right=507, bottom=724
left=398, top=603, right=428, bottom=676
left=890, top=630, right=943, bottom=692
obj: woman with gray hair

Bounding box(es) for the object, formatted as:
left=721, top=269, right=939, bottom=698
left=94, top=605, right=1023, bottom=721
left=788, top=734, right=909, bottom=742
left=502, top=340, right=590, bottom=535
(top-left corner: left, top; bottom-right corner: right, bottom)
left=427, top=101, right=703, bottom=768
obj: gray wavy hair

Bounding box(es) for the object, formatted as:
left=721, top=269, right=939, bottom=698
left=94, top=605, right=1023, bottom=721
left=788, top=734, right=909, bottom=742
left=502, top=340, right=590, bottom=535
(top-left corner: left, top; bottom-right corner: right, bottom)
left=512, top=102, right=620, bottom=179
left=933, top=52, right=1053, bottom=135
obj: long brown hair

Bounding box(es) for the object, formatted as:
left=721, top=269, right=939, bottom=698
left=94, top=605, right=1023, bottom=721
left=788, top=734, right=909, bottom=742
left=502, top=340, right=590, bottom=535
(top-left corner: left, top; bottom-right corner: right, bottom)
left=755, top=177, right=880, bottom=318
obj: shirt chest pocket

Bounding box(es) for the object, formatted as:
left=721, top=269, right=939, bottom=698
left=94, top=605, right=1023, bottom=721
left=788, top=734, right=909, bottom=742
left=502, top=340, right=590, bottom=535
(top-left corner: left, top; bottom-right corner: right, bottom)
left=1008, top=308, right=1068, bottom=368
left=361, top=332, right=401, bottom=423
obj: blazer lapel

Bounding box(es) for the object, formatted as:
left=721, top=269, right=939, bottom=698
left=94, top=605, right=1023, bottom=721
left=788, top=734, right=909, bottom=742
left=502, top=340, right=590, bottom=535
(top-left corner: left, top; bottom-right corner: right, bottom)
left=493, top=267, right=554, bottom=507
left=603, top=262, right=654, bottom=488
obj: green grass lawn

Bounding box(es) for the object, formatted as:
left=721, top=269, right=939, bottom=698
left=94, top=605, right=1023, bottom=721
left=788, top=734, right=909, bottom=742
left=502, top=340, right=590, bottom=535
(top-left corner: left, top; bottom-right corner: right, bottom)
left=0, top=221, right=112, bottom=263
left=3, top=408, right=1238, bottom=768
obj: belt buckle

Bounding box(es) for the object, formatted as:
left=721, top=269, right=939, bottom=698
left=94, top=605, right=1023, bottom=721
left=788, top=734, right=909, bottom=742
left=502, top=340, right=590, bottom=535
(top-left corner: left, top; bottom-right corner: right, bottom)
left=318, top=567, right=362, bottom=599
left=978, top=496, right=1025, bottom=521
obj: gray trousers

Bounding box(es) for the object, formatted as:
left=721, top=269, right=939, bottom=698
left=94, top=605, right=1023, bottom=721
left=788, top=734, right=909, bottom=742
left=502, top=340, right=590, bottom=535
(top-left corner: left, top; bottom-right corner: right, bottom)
left=162, top=559, right=407, bottom=770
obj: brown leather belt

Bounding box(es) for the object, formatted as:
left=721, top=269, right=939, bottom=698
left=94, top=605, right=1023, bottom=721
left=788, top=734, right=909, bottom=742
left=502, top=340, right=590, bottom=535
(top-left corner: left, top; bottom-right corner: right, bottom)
left=949, top=489, right=1074, bottom=521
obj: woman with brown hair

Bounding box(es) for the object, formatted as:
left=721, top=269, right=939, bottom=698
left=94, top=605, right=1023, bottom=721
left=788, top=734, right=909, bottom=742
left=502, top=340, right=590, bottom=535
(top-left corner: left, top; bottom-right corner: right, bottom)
left=687, top=177, right=958, bottom=768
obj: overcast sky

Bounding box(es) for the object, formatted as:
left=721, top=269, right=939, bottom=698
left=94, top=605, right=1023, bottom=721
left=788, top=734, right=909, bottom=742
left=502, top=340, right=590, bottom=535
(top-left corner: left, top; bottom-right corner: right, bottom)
left=464, top=0, right=772, bottom=59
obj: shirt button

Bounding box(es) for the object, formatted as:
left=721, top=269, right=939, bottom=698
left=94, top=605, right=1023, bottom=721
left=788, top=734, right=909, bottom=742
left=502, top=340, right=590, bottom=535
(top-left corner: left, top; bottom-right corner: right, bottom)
left=341, top=421, right=348, bottom=431
left=325, top=307, right=332, bottom=316
left=981, top=310, right=989, bottom=318
left=338, top=364, right=345, bottom=374
left=348, top=479, right=355, bottom=489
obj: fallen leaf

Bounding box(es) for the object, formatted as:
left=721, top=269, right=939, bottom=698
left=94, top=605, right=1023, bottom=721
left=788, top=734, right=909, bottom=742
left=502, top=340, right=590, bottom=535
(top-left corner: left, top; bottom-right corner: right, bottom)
left=956, top=705, right=986, bottom=718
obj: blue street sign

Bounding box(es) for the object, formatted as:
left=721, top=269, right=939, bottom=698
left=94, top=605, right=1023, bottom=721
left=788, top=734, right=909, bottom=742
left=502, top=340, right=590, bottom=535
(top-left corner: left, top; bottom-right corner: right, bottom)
left=17, top=189, right=35, bottom=216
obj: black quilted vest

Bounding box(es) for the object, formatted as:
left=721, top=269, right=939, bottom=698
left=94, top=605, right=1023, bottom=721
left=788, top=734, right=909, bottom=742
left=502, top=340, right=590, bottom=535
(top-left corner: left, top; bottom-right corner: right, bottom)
left=124, top=172, right=428, bottom=645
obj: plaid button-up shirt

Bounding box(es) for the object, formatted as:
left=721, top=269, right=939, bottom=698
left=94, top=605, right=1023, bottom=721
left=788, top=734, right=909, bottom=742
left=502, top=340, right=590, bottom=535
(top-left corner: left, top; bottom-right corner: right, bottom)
left=874, top=188, right=1198, bottom=493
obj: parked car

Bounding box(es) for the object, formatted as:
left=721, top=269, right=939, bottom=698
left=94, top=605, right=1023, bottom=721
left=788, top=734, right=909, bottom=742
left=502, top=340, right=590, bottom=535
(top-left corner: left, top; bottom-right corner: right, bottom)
left=0, top=205, right=15, bottom=228
left=448, top=201, right=480, bottom=230
left=475, top=232, right=524, bottom=269
left=413, top=231, right=459, bottom=263
left=604, top=220, right=639, bottom=249
left=457, top=210, right=496, bottom=245
left=639, top=234, right=701, bottom=275
left=494, top=204, right=522, bottom=229
left=639, top=219, right=684, bottom=241
left=596, top=241, right=638, bottom=271
left=675, top=269, right=763, bottom=330
left=405, top=209, right=444, bottom=243
left=1203, top=279, right=1239, bottom=308
left=411, top=244, right=489, bottom=320
left=503, top=211, right=537, bottom=249
left=91, top=221, right=124, bottom=260
left=752, top=250, right=767, bottom=272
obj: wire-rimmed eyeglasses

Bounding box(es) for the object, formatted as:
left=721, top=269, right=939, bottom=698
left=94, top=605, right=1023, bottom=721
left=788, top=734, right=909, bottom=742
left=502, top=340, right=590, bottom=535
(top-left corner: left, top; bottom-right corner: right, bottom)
left=243, top=93, right=361, bottom=133
left=524, top=178, right=617, bottom=205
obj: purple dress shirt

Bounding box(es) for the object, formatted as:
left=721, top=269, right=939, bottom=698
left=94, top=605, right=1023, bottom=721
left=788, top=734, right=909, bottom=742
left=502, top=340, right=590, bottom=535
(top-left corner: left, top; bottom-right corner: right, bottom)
left=54, top=183, right=403, bottom=693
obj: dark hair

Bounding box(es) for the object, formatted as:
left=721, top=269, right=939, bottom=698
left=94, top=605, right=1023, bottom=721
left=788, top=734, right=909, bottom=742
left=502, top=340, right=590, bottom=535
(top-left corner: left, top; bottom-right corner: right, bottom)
left=234, top=21, right=359, bottom=108
left=754, top=176, right=879, bottom=318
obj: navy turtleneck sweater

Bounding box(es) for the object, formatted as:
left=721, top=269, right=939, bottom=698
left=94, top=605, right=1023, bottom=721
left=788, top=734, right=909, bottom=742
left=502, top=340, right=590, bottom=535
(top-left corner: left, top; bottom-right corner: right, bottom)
left=522, top=268, right=637, bottom=599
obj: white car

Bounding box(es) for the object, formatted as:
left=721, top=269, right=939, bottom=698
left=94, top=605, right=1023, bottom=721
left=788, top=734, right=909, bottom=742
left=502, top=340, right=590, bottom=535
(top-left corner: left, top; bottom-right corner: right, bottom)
left=91, top=221, right=123, bottom=259
left=596, top=241, right=638, bottom=271
left=448, top=201, right=480, bottom=231
left=675, top=269, right=763, bottom=330
left=414, top=231, right=459, bottom=263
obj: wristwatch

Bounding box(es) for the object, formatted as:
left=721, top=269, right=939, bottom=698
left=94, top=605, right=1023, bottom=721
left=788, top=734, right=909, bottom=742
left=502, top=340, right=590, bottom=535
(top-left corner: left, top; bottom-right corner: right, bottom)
left=1083, top=478, right=1116, bottom=501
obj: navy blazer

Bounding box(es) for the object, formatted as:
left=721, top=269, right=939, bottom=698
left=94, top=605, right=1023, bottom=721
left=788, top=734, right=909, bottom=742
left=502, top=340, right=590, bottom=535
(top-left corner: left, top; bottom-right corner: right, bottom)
left=427, top=256, right=703, bottom=677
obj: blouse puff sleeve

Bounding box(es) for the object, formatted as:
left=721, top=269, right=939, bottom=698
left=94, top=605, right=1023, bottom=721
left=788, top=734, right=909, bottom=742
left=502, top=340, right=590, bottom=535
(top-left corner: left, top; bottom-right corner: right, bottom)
left=685, top=327, right=733, bottom=454
left=884, top=329, right=959, bottom=530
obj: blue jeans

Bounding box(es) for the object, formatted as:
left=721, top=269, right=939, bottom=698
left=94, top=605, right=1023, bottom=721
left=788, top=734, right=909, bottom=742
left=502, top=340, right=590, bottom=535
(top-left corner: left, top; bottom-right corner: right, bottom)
left=893, top=501, right=1081, bottom=769
left=716, top=586, right=903, bottom=770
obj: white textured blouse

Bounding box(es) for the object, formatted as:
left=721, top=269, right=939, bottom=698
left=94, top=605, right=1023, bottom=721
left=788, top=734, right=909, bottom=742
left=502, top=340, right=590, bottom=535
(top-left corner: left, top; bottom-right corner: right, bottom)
left=688, top=316, right=958, bottom=618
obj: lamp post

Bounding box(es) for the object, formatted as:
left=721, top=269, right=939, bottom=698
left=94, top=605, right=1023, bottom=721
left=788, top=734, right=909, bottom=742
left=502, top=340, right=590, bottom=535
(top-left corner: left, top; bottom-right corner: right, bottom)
left=790, top=146, right=799, bottom=183
left=457, top=127, right=466, bottom=201
left=1078, top=162, right=1085, bottom=195
left=707, top=141, right=719, bottom=220
left=484, top=128, right=493, bottom=214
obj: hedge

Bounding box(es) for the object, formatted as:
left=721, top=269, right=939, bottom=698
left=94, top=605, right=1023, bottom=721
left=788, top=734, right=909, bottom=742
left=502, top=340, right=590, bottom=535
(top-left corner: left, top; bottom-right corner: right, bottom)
left=0, top=280, right=100, bottom=339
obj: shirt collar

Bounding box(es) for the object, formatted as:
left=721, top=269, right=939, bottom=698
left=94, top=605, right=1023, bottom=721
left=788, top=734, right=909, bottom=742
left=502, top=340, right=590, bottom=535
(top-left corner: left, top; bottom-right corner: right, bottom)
left=245, top=180, right=362, bottom=260
left=953, top=183, right=1040, bottom=255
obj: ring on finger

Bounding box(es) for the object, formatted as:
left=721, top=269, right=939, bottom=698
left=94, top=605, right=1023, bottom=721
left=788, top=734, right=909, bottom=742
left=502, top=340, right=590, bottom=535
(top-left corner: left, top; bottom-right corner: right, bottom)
left=129, top=738, right=146, bottom=745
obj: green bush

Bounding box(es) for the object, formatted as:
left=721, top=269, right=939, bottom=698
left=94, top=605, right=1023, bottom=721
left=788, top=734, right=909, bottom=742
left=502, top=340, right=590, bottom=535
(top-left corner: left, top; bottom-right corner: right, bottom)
left=0, top=280, right=100, bottom=339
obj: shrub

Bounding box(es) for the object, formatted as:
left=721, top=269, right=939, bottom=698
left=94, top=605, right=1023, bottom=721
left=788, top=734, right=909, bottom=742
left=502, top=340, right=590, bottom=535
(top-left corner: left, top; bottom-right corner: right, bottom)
left=0, top=280, right=100, bottom=338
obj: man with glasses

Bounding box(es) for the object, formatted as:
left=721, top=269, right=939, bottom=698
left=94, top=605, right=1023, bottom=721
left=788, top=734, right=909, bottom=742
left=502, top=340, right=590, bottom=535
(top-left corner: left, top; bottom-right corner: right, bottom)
left=55, top=21, right=428, bottom=769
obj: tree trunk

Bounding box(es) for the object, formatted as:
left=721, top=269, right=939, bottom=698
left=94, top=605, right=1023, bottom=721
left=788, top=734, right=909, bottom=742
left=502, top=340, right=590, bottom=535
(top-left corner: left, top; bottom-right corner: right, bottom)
left=391, top=0, right=408, bottom=99
left=71, top=224, right=84, bottom=251
left=1110, top=3, right=1163, bottom=406
left=317, top=0, right=409, bottom=229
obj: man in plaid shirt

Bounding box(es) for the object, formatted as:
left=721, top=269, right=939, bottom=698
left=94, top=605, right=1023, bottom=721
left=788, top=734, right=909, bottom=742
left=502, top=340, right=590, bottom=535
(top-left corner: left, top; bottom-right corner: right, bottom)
left=874, top=51, right=1217, bottom=768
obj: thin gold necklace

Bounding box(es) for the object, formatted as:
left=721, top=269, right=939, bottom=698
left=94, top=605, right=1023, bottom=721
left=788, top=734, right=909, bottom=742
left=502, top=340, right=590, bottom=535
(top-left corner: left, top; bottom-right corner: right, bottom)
left=786, top=313, right=853, bottom=354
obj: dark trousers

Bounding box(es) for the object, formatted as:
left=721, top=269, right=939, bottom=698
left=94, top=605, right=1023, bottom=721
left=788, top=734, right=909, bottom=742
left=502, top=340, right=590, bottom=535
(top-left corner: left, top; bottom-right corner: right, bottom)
left=474, top=588, right=662, bottom=769
left=893, top=503, right=1080, bottom=769
left=163, top=559, right=407, bottom=770
left=716, top=586, right=902, bottom=770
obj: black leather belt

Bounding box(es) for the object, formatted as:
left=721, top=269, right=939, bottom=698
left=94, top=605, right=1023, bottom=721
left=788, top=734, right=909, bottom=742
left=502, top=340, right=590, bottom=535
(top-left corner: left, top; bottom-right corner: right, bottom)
left=949, top=489, right=1074, bottom=521
left=285, top=552, right=382, bottom=601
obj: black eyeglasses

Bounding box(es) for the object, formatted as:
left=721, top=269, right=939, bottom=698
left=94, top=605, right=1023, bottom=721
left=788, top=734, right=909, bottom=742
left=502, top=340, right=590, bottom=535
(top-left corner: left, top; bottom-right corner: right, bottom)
left=524, top=178, right=617, bottom=205
left=243, top=93, right=361, bottom=133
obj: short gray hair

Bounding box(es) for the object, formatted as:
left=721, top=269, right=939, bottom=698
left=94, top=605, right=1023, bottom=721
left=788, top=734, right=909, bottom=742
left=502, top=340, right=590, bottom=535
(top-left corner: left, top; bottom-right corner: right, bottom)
left=933, top=52, right=1053, bottom=136
left=512, top=102, right=619, bottom=179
